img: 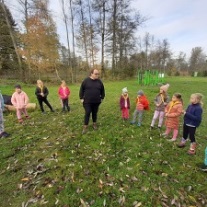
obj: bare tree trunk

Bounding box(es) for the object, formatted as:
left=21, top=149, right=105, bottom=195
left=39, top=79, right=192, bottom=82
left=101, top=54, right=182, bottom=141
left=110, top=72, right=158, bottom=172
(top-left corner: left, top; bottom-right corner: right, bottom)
left=101, top=0, right=106, bottom=78
left=112, top=0, right=117, bottom=75
left=79, top=0, right=89, bottom=69
left=87, top=0, right=95, bottom=67
left=69, top=0, right=77, bottom=82
left=1, top=0, right=24, bottom=81
left=18, top=0, right=32, bottom=81
left=61, top=0, right=73, bottom=83
left=144, top=32, right=150, bottom=70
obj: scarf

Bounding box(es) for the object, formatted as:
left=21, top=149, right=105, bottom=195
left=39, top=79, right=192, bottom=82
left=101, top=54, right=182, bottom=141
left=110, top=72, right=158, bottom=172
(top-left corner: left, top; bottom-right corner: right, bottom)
left=122, top=94, right=128, bottom=100
left=167, top=101, right=180, bottom=113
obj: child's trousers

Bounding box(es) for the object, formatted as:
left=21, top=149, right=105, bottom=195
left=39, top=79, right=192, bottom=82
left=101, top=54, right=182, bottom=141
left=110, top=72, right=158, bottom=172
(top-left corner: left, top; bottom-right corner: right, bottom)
left=182, top=124, right=196, bottom=143
left=16, top=108, right=28, bottom=120
left=151, top=110, right=164, bottom=127
left=121, top=108, right=129, bottom=119
left=132, top=109, right=143, bottom=124
left=0, top=110, right=4, bottom=133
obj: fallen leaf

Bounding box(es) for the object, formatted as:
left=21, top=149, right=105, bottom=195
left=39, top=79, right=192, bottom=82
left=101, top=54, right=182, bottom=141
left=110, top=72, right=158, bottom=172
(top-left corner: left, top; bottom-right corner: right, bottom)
left=21, top=177, right=29, bottom=182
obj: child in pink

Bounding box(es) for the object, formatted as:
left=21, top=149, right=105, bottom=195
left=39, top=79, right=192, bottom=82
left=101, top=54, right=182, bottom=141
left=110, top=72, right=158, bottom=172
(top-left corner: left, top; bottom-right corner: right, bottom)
left=58, top=80, right=71, bottom=112
left=11, top=84, right=29, bottom=123
left=119, top=87, right=130, bottom=120
left=163, top=93, right=183, bottom=141
left=150, top=84, right=170, bottom=130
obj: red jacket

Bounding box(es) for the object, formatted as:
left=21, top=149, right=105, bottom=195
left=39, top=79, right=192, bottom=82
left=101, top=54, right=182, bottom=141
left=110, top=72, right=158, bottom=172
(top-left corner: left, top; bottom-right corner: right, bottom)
left=136, top=95, right=150, bottom=110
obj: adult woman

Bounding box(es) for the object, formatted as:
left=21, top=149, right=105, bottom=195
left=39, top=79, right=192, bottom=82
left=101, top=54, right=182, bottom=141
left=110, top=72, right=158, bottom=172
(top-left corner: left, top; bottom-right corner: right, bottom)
left=79, top=69, right=105, bottom=134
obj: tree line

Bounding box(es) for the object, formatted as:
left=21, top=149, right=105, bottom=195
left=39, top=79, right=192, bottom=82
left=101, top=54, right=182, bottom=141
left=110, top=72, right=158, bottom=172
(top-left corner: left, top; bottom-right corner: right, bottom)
left=0, top=0, right=207, bottom=83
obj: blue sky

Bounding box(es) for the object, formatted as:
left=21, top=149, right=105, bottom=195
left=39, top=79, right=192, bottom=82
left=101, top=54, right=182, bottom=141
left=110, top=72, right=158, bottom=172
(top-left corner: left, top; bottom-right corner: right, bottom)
left=134, top=0, right=207, bottom=58
left=8, top=0, right=207, bottom=59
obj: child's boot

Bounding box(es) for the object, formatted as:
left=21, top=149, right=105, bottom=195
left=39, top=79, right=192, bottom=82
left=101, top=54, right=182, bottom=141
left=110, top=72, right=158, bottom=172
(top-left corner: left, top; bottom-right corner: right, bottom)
left=188, top=142, right=196, bottom=155
left=177, top=138, right=186, bottom=148
left=82, top=125, right=88, bottom=134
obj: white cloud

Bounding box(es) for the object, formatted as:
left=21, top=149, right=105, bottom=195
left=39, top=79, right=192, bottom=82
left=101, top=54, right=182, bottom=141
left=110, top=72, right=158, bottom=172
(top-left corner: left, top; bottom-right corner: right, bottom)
left=134, top=0, right=207, bottom=57
left=7, top=0, right=207, bottom=59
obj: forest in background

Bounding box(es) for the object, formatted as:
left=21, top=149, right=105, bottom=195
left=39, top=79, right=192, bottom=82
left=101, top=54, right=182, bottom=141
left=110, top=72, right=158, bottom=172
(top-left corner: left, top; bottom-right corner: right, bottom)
left=1, top=0, right=207, bottom=83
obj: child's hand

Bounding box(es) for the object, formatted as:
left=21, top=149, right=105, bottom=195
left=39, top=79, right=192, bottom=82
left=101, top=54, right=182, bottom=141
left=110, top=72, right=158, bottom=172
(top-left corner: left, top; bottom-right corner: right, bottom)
left=182, top=110, right=186, bottom=115
left=80, top=99, right=84, bottom=103
left=165, top=113, right=168, bottom=117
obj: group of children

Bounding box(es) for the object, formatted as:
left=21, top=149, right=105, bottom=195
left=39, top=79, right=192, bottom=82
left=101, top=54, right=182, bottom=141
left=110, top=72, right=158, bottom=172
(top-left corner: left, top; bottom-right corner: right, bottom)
left=119, top=84, right=204, bottom=157
left=0, top=81, right=206, bottom=170
left=0, top=80, right=71, bottom=129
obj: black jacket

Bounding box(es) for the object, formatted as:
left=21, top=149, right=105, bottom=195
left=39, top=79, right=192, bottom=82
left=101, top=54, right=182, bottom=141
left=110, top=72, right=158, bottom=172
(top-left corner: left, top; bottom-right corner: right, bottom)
left=79, top=77, right=105, bottom=104
left=35, top=86, right=49, bottom=99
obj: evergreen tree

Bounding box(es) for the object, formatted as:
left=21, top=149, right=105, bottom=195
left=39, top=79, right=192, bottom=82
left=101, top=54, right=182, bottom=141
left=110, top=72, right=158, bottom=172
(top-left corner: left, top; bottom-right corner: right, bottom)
left=0, top=2, right=18, bottom=71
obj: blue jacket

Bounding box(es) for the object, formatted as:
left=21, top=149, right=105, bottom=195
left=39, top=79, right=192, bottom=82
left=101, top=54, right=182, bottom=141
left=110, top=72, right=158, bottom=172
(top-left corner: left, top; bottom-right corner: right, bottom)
left=184, top=103, right=202, bottom=127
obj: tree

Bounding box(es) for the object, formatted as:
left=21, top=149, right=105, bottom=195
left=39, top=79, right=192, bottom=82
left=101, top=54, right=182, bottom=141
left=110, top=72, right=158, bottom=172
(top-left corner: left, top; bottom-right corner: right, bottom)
left=20, top=0, right=60, bottom=78
left=60, top=0, right=72, bottom=82
left=189, top=47, right=206, bottom=72
left=0, top=1, right=21, bottom=74
left=92, top=0, right=110, bottom=77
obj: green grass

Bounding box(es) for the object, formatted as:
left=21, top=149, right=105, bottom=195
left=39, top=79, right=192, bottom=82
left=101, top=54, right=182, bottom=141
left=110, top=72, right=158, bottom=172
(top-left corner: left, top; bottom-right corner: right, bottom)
left=0, top=77, right=207, bottom=207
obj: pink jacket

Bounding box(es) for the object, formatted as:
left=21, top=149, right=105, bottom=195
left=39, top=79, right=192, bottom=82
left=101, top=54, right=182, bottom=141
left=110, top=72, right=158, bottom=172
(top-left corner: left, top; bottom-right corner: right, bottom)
left=58, top=86, right=70, bottom=99
left=11, top=91, right=29, bottom=109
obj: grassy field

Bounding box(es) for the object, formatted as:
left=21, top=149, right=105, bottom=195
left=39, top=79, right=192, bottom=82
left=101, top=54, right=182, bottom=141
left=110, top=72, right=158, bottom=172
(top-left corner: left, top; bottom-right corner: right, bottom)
left=0, top=77, right=207, bottom=207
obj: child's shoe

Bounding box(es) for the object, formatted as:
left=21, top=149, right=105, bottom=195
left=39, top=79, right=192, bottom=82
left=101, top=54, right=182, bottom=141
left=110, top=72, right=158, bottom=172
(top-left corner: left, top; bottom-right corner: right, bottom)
left=162, top=133, right=168, bottom=138
left=187, top=143, right=196, bottom=155
left=200, top=164, right=207, bottom=172
left=18, top=119, right=23, bottom=123
left=168, top=138, right=176, bottom=142
left=137, top=122, right=141, bottom=127
left=130, top=121, right=135, bottom=124
left=0, top=131, right=10, bottom=138
left=177, top=138, right=186, bottom=148
left=25, top=115, right=30, bottom=119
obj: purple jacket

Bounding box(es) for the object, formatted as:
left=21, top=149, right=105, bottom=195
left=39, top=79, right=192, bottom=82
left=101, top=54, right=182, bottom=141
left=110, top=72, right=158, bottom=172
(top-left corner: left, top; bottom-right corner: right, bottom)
left=120, top=95, right=130, bottom=109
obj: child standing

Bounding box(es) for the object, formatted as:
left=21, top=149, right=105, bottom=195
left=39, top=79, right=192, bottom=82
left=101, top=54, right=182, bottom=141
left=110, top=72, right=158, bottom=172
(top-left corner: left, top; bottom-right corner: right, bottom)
left=163, top=93, right=183, bottom=141
left=0, top=91, right=10, bottom=138
left=35, top=80, right=54, bottom=113
left=177, top=93, right=203, bottom=155
left=131, top=90, right=149, bottom=126
left=11, top=84, right=29, bottom=123
left=150, top=84, right=170, bottom=130
left=58, top=80, right=71, bottom=112
left=119, top=87, right=130, bottom=120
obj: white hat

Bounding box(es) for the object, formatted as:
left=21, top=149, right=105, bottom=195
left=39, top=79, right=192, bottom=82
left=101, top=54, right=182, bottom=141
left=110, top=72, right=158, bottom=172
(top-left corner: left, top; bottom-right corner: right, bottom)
left=122, top=87, right=128, bottom=93
left=160, top=84, right=170, bottom=92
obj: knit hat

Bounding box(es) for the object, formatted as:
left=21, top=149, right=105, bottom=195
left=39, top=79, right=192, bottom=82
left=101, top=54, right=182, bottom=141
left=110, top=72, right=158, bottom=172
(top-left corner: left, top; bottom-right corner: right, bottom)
left=14, top=84, right=21, bottom=89
left=137, top=90, right=144, bottom=96
left=122, top=87, right=128, bottom=94
left=160, top=83, right=169, bottom=92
